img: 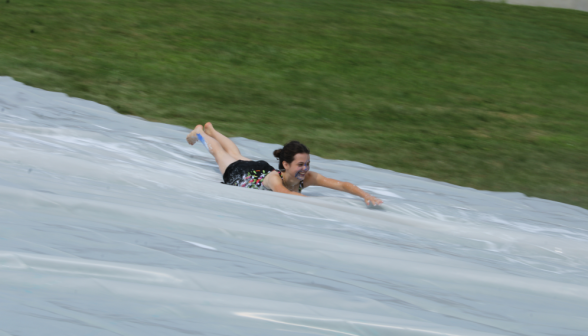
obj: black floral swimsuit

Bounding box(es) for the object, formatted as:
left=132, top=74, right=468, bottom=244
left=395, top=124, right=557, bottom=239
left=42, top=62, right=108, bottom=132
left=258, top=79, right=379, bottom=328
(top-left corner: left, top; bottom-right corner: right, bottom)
left=223, top=160, right=303, bottom=192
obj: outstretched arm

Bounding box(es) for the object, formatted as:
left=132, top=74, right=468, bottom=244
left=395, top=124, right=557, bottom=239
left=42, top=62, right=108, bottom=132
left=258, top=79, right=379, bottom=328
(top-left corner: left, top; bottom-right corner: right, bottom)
left=304, top=171, right=383, bottom=206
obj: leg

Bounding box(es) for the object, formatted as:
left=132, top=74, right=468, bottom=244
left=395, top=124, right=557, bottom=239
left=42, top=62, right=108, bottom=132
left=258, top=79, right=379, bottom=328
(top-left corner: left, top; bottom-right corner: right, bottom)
left=204, top=122, right=251, bottom=161
left=187, top=125, right=237, bottom=175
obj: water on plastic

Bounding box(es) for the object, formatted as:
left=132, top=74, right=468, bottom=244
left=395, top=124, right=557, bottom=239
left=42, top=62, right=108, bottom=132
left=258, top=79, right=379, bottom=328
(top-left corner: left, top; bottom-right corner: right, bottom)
left=1, top=77, right=587, bottom=336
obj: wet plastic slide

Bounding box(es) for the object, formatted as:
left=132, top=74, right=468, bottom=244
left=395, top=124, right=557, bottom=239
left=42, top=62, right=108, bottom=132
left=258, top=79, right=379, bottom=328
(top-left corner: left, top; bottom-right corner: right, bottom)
left=1, top=76, right=587, bottom=336
left=478, top=0, right=588, bottom=12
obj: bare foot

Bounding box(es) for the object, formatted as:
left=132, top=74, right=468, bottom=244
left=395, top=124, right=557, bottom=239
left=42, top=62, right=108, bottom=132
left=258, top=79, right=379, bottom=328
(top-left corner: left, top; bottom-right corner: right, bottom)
left=204, top=122, right=215, bottom=137
left=186, top=125, right=203, bottom=145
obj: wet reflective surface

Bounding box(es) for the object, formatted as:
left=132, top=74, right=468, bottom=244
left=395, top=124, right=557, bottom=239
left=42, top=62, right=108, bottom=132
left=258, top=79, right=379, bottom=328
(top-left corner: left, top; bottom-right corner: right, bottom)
left=1, top=77, right=587, bottom=336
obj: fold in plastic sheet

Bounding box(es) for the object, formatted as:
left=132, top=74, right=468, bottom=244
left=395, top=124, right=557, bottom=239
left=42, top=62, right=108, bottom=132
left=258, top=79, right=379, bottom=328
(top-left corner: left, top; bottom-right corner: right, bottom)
left=1, top=76, right=587, bottom=336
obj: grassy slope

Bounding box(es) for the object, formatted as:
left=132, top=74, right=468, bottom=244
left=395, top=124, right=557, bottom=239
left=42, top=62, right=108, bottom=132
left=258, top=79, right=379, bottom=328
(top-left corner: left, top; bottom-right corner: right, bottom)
left=1, top=0, right=587, bottom=208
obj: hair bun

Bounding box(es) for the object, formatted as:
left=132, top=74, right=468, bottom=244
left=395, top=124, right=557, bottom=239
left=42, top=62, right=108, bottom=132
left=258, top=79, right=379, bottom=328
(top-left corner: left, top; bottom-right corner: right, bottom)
left=273, top=149, right=282, bottom=159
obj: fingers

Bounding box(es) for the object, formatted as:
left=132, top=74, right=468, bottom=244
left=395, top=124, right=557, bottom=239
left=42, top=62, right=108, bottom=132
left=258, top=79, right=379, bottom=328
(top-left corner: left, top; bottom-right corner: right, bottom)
left=364, top=197, right=383, bottom=207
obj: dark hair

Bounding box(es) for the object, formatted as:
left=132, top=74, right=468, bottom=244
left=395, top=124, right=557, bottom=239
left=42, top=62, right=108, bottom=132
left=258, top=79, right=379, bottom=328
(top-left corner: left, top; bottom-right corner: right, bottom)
left=273, top=141, right=310, bottom=170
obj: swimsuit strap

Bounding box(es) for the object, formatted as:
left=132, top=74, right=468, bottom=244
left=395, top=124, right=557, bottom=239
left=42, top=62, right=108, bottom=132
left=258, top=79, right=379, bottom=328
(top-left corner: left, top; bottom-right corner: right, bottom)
left=278, top=171, right=303, bottom=192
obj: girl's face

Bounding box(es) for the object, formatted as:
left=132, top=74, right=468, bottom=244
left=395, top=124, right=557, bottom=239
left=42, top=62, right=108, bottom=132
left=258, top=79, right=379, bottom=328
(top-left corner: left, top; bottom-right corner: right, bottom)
left=284, top=153, right=310, bottom=181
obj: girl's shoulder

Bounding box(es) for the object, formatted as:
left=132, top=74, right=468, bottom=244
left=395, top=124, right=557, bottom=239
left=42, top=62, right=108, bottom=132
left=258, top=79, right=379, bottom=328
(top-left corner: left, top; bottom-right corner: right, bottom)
left=262, top=169, right=281, bottom=188
left=301, top=170, right=321, bottom=187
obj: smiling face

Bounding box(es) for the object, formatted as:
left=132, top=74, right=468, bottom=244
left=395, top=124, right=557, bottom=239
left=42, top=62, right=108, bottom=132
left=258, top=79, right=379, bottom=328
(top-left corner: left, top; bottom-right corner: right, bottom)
left=283, top=153, right=310, bottom=181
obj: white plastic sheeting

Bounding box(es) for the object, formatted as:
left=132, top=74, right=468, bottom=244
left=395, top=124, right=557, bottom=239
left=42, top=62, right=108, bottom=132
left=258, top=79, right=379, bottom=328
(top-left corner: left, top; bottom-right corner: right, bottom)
left=1, top=76, right=587, bottom=336
left=476, top=0, right=588, bottom=12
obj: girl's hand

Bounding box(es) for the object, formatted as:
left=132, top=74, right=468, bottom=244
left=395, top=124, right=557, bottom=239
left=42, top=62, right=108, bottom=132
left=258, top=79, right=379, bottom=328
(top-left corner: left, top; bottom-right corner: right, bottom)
left=364, top=195, right=383, bottom=207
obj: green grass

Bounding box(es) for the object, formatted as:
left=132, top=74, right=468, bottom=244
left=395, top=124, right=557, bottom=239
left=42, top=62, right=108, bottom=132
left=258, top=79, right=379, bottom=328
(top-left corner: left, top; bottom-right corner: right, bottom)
left=1, top=0, right=587, bottom=208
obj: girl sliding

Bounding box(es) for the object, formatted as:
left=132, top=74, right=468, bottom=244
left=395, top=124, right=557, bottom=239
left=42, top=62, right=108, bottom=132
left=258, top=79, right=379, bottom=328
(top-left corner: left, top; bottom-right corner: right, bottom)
left=187, top=123, right=383, bottom=206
